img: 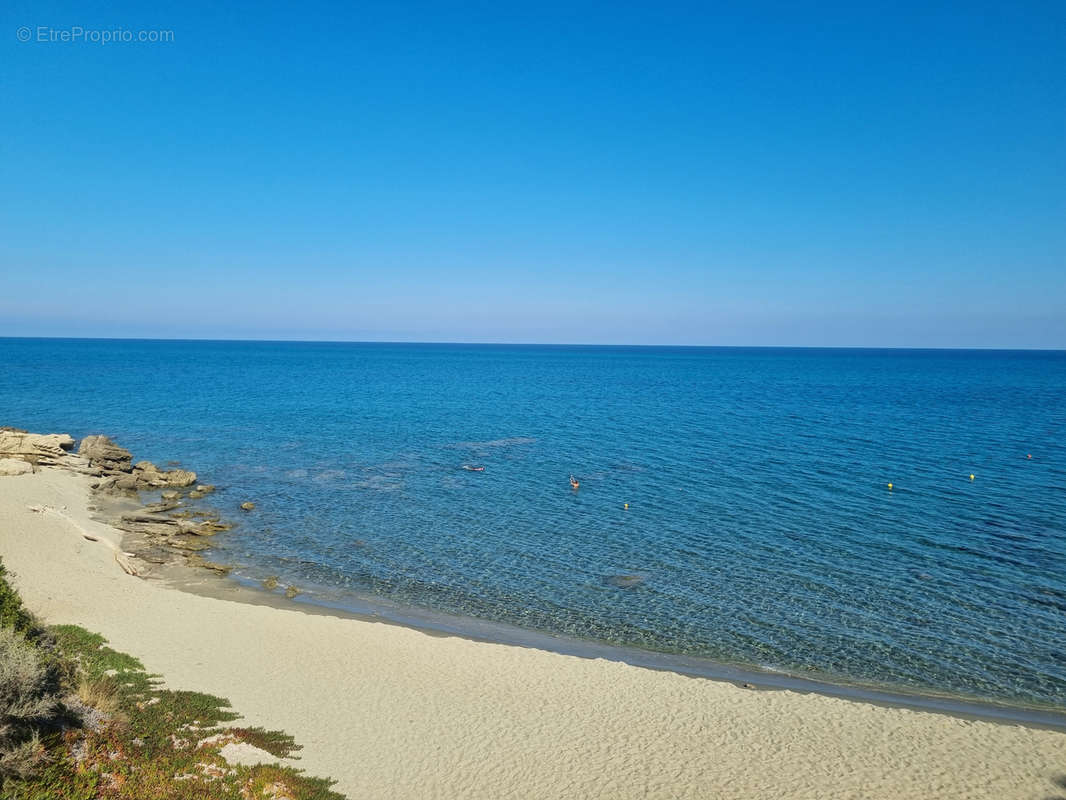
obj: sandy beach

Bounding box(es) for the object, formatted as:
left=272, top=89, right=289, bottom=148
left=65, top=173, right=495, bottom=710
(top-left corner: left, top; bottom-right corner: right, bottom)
left=0, top=466, right=1063, bottom=799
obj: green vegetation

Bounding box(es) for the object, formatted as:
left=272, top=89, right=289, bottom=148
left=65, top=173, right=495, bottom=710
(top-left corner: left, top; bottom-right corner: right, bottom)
left=0, top=560, right=347, bottom=799
left=0, top=561, right=38, bottom=636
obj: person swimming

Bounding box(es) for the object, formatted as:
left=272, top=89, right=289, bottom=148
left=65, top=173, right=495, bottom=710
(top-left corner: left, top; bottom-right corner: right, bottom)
left=569, top=474, right=580, bottom=489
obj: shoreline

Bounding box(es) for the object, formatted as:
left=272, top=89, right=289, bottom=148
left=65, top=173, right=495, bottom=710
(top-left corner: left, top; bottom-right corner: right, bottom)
left=2, top=465, right=1065, bottom=797
left=240, top=586, right=1066, bottom=731
left=182, top=560, right=1066, bottom=732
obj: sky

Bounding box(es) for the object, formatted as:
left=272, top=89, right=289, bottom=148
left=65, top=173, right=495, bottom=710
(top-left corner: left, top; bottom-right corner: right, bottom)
left=1, top=1, right=1064, bottom=347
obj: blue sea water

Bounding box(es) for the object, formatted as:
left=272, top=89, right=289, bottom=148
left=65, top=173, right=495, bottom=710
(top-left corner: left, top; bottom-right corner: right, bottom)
left=2, top=338, right=1065, bottom=710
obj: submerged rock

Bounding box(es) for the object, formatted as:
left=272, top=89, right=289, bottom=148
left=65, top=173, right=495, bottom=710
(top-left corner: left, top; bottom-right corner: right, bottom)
left=240, top=502, right=255, bottom=511
left=603, top=574, right=646, bottom=589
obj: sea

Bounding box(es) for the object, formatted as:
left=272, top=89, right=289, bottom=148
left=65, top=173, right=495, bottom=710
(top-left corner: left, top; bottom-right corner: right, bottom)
left=2, top=338, right=1064, bottom=715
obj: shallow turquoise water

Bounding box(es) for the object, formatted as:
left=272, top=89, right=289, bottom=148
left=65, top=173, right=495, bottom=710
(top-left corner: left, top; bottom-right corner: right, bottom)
left=2, top=339, right=1064, bottom=709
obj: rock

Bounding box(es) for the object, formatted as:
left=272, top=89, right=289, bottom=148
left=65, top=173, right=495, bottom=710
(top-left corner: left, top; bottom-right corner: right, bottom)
left=199, top=520, right=232, bottom=532
left=0, top=431, right=77, bottom=467
left=201, top=562, right=232, bottom=575
left=181, top=520, right=231, bottom=536
left=163, top=469, right=197, bottom=488
left=141, top=502, right=179, bottom=514
left=133, top=460, right=159, bottom=473
left=603, top=574, right=646, bottom=589
left=240, top=502, right=255, bottom=511
left=262, top=576, right=279, bottom=590
left=168, top=535, right=211, bottom=551
left=0, top=458, right=33, bottom=476
left=114, top=513, right=183, bottom=537
left=188, top=491, right=204, bottom=499
left=284, top=586, right=300, bottom=599
left=195, top=484, right=216, bottom=494
left=741, top=682, right=756, bottom=690
left=114, top=475, right=139, bottom=491
left=161, top=490, right=180, bottom=501
left=78, top=435, right=133, bottom=472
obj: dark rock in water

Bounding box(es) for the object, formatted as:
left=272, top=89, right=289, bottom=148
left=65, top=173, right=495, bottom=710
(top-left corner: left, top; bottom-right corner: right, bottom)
left=603, top=574, right=645, bottom=589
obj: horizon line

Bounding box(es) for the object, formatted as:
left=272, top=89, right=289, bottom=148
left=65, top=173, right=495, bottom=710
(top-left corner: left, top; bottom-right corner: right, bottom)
left=1, top=335, right=1064, bottom=353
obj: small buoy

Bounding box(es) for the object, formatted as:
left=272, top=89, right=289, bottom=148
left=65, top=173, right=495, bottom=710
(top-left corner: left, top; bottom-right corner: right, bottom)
left=887, top=483, right=893, bottom=490
left=1027, top=454, right=1032, bottom=459
left=969, top=474, right=975, bottom=481
left=623, top=503, right=629, bottom=510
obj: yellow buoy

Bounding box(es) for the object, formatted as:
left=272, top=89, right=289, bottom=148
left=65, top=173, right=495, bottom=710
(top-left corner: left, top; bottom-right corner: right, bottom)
left=887, top=482, right=893, bottom=490
left=969, top=474, right=975, bottom=481
left=624, top=503, right=629, bottom=510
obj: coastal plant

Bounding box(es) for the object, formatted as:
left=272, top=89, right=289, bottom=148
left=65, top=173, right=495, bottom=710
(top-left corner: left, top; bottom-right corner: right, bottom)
left=226, top=726, right=300, bottom=759
left=0, top=564, right=346, bottom=799
left=11, top=624, right=346, bottom=799
left=0, top=562, right=38, bottom=637
left=0, top=626, right=58, bottom=783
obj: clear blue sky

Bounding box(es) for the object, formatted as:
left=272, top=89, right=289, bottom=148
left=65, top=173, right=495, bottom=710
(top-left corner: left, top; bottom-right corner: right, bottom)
left=2, top=1, right=1063, bottom=347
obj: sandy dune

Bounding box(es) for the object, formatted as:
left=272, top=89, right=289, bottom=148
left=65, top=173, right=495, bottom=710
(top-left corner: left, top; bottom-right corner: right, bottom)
left=1, top=468, right=1062, bottom=799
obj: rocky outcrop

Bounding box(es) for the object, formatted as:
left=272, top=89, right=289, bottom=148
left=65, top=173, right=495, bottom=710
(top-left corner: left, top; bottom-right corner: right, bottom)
left=78, top=435, right=133, bottom=472
left=2, top=428, right=197, bottom=489
left=0, top=430, right=78, bottom=469
left=129, top=461, right=198, bottom=489
left=5, top=427, right=235, bottom=580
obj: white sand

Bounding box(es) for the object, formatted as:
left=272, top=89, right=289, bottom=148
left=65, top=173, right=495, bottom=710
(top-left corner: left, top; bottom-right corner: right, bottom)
left=1, top=468, right=1063, bottom=799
